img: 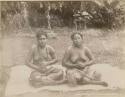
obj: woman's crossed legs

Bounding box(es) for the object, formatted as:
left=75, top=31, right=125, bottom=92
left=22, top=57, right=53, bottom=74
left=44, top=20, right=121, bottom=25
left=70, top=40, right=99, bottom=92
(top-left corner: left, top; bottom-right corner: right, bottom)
left=66, top=69, right=108, bottom=87
left=29, top=67, right=66, bottom=87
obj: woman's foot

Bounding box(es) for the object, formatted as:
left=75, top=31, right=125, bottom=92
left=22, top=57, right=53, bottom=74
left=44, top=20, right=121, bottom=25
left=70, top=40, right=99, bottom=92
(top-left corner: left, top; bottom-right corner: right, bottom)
left=55, top=75, right=67, bottom=84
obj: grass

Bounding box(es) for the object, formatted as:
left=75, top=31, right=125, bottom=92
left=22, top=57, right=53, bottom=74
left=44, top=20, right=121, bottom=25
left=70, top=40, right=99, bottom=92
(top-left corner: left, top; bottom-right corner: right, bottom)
left=14, top=27, right=124, bottom=67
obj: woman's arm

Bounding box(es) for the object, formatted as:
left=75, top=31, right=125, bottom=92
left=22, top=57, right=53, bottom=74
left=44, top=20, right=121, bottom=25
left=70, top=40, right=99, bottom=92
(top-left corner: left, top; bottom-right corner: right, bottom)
left=25, top=46, right=41, bottom=72
left=44, top=46, right=58, bottom=66
left=62, top=48, right=80, bottom=69
left=84, top=47, right=94, bottom=67
left=77, top=47, right=94, bottom=68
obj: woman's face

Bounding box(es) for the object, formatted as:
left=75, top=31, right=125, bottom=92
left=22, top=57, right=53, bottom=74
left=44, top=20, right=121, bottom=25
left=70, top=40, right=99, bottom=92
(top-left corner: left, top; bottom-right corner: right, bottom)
left=72, top=34, right=83, bottom=47
left=37, top=35, right=47, bottom=47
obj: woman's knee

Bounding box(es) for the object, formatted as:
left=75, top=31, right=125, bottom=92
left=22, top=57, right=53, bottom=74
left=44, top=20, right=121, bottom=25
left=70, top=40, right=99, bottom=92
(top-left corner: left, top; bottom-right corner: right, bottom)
left=58, top=69, right=64, bottom=76
left=92, top=71, right=101, bottom=81
left=30, top=71, right=41, bottom=81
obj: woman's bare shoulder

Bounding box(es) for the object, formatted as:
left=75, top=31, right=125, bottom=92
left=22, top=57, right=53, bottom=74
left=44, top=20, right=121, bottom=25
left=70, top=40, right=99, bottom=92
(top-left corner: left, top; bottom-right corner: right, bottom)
left=84, top=46, right=91, bottom=51
left=46, top=45, right=55, bottom=53
left=83, top=46, right=93, bottom=54
left=66, top=46, right=73, bottom=53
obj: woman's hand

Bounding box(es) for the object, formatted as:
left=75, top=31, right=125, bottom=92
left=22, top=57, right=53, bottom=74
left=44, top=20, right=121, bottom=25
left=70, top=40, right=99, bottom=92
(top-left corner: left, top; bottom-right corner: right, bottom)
left=76, top=61, right=90, bottom=69
left=38, top=62, right=48, bottom=72
left=41, top=62, right=49, bottom=66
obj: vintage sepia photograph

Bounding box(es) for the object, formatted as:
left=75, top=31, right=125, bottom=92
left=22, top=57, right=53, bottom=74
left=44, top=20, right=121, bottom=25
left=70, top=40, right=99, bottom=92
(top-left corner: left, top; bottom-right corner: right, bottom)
left=0, top=0, right=125, bottom=97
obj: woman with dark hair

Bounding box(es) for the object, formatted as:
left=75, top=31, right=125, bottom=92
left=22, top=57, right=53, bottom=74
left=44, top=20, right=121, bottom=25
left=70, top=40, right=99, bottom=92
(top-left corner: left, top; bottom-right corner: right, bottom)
left=62, top=32, right=108, bottom=86
left=26, top=32, right=64, bottom=87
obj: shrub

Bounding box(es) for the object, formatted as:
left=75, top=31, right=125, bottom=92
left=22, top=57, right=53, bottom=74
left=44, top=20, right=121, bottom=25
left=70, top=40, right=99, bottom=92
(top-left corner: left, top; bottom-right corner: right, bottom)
left=91, top=0, right=125, bottom=29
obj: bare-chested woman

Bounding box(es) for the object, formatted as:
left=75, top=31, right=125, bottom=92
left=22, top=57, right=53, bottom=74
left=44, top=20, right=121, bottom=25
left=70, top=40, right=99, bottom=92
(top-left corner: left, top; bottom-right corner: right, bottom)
left=26, top=32, right=64, bottom=87
left=62, top=32, right=108, bottom=87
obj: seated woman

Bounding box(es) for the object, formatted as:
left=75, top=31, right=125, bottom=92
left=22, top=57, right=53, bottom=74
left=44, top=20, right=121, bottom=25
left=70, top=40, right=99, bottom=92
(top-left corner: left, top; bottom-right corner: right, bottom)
left=26, top=32, right=64, bottom=87
left=62, top=32, right=108, bottom=87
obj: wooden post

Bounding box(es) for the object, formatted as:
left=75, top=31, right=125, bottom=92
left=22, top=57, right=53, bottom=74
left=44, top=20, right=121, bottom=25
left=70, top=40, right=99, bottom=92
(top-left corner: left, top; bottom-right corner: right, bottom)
left=21, top=2, right=33, bottom=33
left=47, top=2, right=51, bottom=30
left=21, top=2, right=29, bottom=27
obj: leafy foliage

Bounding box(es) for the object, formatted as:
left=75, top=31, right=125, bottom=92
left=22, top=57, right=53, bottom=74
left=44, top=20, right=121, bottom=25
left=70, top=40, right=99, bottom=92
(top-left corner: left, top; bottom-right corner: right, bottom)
left=1, top=1, right=125, bottom=31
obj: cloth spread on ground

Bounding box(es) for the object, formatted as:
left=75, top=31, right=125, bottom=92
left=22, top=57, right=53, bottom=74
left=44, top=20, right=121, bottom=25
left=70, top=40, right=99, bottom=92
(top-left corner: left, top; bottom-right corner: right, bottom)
left=5, top=64, right=125, bottom=96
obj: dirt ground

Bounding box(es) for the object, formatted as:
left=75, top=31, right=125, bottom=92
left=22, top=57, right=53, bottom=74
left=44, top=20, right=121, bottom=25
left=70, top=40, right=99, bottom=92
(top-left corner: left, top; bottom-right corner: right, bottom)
left=1, top=27, right=125, bottom=97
